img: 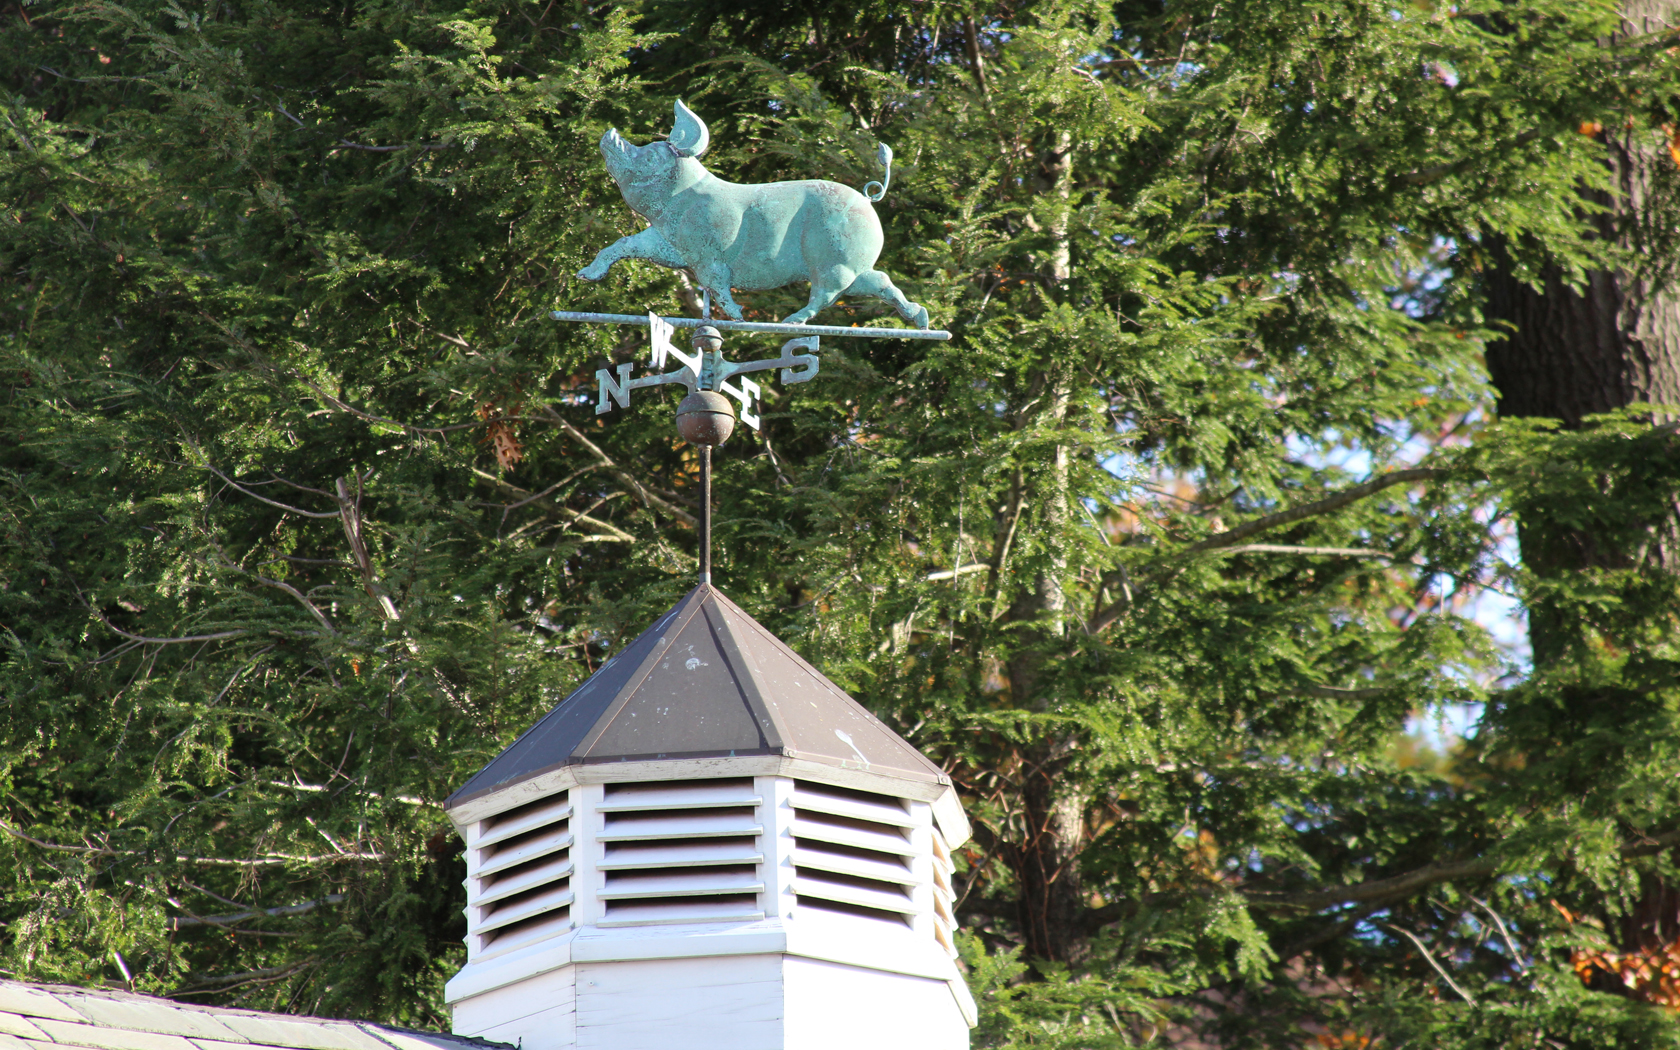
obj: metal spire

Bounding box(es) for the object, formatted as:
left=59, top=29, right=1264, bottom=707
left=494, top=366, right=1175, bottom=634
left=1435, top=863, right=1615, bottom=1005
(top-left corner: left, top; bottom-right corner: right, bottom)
left=553, top=307, right=947, bottom=587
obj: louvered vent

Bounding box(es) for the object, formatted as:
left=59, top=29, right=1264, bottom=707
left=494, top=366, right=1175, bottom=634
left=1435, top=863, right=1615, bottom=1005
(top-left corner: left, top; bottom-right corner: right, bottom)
left=597, top=778, right=765, bottom=926
left=468, top=791, right=574, bottom=957
left=930, top=827, right=958, bottom=956
left=789, top=781, right=917, bottom=926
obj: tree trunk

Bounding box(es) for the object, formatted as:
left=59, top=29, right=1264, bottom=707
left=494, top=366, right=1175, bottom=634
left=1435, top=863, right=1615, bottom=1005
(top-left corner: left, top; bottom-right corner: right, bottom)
left=1482, top=0, right=1680, bottom=954
left=1003, top=130, right=1088, bottom=966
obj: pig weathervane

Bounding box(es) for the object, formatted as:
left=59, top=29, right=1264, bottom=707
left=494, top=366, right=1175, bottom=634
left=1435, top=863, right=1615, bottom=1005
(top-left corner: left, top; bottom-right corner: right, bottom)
left=578, top=98, right=930, bottom=329
left=551, top=100, right=949, bottom=584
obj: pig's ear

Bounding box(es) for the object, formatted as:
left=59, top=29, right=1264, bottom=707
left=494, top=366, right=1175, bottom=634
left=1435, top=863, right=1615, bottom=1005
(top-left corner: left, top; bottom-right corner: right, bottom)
left=668, top=99, right=710, bottom=159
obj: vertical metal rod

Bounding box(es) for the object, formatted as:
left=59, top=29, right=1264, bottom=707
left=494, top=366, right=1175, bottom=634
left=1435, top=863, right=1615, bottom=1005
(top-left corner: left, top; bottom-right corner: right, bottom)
left=699, top=445, right=713, bottom=585
left=702, top=289, right=712, bottom=320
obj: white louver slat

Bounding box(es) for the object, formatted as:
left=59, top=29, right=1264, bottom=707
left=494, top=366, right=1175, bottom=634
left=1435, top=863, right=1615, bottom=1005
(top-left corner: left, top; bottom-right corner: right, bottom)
left=596, top=779, right=765, bottom=927
left=789, top=782, right=918, bottom=926
left=930, top=827, right=958, bottom=957
left=467, top=790, right=573, bottom=957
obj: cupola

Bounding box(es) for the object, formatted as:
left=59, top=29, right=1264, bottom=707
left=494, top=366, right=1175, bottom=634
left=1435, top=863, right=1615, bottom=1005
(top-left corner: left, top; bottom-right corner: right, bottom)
left=442, top=583, right=975, bottom=1050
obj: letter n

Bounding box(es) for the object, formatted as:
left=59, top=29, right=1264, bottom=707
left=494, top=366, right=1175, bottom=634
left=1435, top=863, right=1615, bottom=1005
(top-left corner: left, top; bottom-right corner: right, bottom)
left=596, top=363, right=633, bottom=415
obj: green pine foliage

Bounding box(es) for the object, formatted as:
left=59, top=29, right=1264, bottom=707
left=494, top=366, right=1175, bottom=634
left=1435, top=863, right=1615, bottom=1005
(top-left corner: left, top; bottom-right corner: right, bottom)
left=4, top=0, right=1680, bottom=1044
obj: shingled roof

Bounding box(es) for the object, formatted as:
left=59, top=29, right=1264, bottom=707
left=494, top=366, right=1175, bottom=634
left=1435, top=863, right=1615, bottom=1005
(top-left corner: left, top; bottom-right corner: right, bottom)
left=446, top=583, right=950, bottom=808
left=0, top=979, right=505, bottom=1050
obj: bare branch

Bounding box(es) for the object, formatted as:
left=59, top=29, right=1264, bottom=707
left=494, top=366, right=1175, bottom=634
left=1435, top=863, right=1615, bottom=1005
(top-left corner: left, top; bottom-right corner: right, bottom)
left=1394, top=129, right=1542, bottom=188
left=1304, top=684, right=1390, bottom=700
left=198, top=463, right=340, bottom=518
left=1088, top=467, right=1446, bottom=633
left=334, top=474, right=400, bottom=622
left=88, top=611, right=246, bottom=646
left=262, top=780, right=426, bottom=806
left=472, top=468, right=636, bottom=541
left=176, top=852, right=385, bottom=868
left=1218, top=544, right=1399, bottom=559
left=1385, top=922, right=1476, bottom=1004
left=0, top=820, right=114, bottom=856
left=170, top=962, right=315, bottom=995
left=331, top=140, right=453, bottom=153
left=169, top=893, right=345, bottom=930
left=1469, top=895, right=1526, bottom=973
left=1185, top=468, right=1445, bottom=554
left=539, top=406, right=699, bottom=527
left=249, top=572, right=337, bottom=634
left=1247, top=858, right=1497, bottom=911
left=1245, top=830, right=1680, bottom=913
left=926, top=562, right=991, bottom=582
left=0, top=822, right=382, bottom=867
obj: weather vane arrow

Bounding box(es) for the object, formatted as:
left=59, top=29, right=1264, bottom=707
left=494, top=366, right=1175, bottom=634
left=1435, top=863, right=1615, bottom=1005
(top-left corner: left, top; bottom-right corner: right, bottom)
left=552, top=99, right=951, bottom=584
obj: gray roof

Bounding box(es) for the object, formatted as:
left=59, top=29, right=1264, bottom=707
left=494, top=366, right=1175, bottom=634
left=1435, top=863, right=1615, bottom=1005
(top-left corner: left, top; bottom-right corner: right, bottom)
left=0, top=979, right=508, bottom=1050
left=446, top=584, right=948, bottom=809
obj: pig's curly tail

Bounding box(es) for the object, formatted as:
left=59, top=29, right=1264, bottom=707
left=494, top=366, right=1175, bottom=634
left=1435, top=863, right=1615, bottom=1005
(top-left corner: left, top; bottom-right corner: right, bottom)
left=863, top=143, right=893, bottom=202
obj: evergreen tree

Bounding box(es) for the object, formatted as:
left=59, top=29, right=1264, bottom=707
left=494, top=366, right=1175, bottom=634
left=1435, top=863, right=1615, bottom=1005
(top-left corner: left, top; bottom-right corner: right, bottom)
left=4, top=0, right=1680, bottom=1046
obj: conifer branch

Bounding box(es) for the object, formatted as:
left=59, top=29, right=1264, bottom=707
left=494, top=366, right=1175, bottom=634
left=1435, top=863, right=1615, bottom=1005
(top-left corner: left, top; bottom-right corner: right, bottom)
left=1244, top=829, right=1680, bottom=912
left=1088, top=468, right=1446, bottom=633
left=1394, top=129, right=1543, bottom=188
left=1183, top=468, right=1445, bottom=554
left=540, top=406, right=699, bottom=527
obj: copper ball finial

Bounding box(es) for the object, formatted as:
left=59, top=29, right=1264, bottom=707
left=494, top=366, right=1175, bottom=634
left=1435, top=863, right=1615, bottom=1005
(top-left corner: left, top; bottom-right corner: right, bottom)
left=692, top=325, right=723, bottom=353
left=676, top=390, right=735, bottom=446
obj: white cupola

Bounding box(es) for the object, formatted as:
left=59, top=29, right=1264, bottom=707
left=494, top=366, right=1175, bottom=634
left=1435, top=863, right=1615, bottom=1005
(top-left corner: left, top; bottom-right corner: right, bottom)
left=442, top=583, right=975, bottom=1050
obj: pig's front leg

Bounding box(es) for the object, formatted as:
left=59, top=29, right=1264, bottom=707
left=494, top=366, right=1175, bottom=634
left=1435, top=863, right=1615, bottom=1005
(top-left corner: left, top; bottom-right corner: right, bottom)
left=578, top=227, right=687, bottom=281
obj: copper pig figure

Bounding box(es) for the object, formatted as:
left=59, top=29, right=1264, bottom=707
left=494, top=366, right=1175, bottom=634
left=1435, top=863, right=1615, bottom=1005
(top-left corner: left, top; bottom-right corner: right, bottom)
left=577, top=100, right=930, bottom=329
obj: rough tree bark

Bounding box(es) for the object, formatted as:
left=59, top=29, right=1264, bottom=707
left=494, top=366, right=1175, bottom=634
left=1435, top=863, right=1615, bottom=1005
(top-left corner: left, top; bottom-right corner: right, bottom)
left=1482, top=0, right=1680, bottom=953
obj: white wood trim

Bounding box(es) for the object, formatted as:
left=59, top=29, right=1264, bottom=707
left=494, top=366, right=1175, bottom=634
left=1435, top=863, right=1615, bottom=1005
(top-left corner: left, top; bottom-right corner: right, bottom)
left=475, top=829, right=572, bottom=878
left=574, top=956, right=783, bottom=1050
left=568, top=921, right=788, bottom=963
left=570, top=783, right=607, bottom=928
left=449, top=963, right=576, bottom=1037
left=447, top=756, right=955, bottom=829
left=470, top=854, right=575, bottom=907
left=598, top=872, right=763, bottom=899
left=598, top=814, right=762, bottom=841
left=473, top=886, right=576, bottom=935
left=791, top=875, right=915, bottom=917
left=789, top=844, right=915, bottom=886
left=788, top=815, right=914, bottom=857
left=446, top=934, right=579, bottom=1003
left=599, top=841, right=762, bottom=870
left=931, top=786, right=971, bottom=849
left=757, top=776, right=797, bottom=922
left=473, top=909, right=576, bottom=960
left=597, top=784, right=760, bottom=810
left=598, top=903, right=765, bottom=927
left=451, top=768, right=583, bottom=830
left=783, top=956, right=971, bottom=1049
left=787, top=784, right=916, bottom=828
left=905, top=800, right=937, bottom=941
left=784, top=911, right=961, bottom=982
left=470, top=796, right=573, bottom=849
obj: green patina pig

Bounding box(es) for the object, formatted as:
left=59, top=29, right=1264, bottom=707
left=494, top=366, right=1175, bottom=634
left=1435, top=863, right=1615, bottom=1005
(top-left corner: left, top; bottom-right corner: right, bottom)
left=578, top=100, right=929, bottom=329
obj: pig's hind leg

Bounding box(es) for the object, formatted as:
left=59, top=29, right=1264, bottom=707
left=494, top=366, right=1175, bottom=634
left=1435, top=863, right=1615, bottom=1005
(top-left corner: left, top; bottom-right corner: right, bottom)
left=782, top=266, right=855, bottom=325
left=843, top=270, right=930, bottom=330
left=577, top=228, right=685, bottom=281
